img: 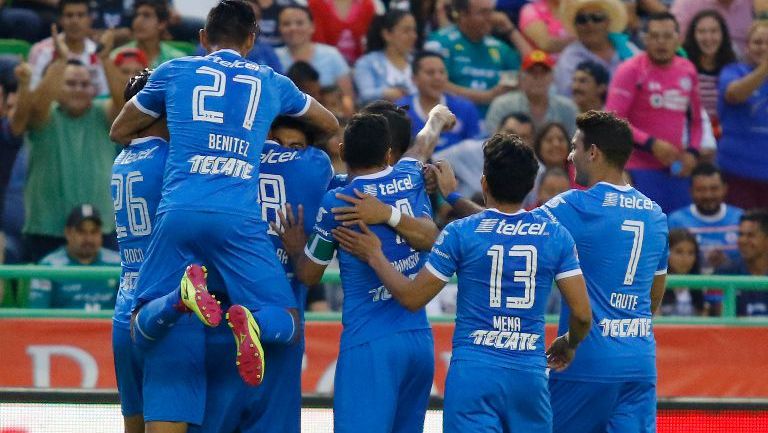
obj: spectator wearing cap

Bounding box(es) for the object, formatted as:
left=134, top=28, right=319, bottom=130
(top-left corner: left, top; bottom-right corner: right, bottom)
left=606, top=12, right=703, bottom=213
left=193, top=0, right=284, bottom=73
left=27, top=204, right=121, bottom=310
left=716, top=209, right=768, bottom=317
left=485, top=50, right=577, bottom=136
left=112, top=0, right=186, bottom=68
left=424, top=0, right=522, bottom=115
left=28, top=0, right=110, bottom=97
left=553, top=0, right=638, bottom=97
left=113, top=47, right=149, bottom=90
left=397, top=51, right=481, bottom=154
left=571, top=60, right=609, bottom=113
left=11, top=35, right=124, bottom=263
left=717, top=20, right=768, bottom=210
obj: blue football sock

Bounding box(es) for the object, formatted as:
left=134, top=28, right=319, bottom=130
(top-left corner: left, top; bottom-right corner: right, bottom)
left=133, top=288, right=184, bottom=347
left=253, top=306, right=297, bottom=344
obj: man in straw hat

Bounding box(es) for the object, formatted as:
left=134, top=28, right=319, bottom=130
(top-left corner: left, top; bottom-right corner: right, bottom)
left=553, top=0, right=638, bottom=96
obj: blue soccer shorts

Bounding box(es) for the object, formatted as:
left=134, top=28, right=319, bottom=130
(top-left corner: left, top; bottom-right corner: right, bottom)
left=112, top=324, right=143, bottom=417
left=334, top=329, right=434, bottom=433
left=443, top=359, right=551, bottom=433
left=549, top=377, right=656, bottom=433
left=133, top=210, right=296, bottom=312
left=188, top=323, right=304, bottom=433
left=142, top=315, right=206, bottom=425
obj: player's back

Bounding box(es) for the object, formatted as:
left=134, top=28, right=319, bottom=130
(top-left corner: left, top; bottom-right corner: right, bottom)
left=538, top=182, right=669, bottom=381
left=133, top=49, right=310, bottom=218
left=432, top=208, right=580, bottom=373
left=313, top=158, right=432, bottom=349
left=111, top=136, right=168, bottom=327
left=259, top=140, right=333, bottom=310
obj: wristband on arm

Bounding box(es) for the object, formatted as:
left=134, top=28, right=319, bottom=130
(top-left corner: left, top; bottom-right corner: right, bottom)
left=445, top=191, right=463, bottom=206
left=387, top=206, right=402, bottom=227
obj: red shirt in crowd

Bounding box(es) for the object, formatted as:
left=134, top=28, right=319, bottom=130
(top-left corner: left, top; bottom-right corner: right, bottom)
left=308, top=0, right=376, bottom=65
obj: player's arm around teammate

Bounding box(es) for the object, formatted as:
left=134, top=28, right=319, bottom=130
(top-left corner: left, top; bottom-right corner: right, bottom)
left=333, top=219, right=592, bottom=366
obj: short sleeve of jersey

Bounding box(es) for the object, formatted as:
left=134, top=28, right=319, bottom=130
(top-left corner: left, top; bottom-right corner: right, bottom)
left=425, top=223, right=461, bottom=282
left=534, top=191, right=576, bottom=227
left=275, top=73, right=310, bottom=117
left=554, top=226, right=582, bottom=281
left=656, top=229, right=670, bottom=276
left=305, top=190, right=339, bottom=265
left=133, top=60, right=173, bottom=118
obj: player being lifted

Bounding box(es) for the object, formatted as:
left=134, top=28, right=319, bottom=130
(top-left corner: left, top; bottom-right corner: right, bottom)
left=538, top=111, right=669, bottom=433
left=275, top=107, right=454, bottom=433
left=109, top=0, right=338, bottom=388
left=192, top=116, right=334, bottom=433
left=332, top=133, right=592, bottom=433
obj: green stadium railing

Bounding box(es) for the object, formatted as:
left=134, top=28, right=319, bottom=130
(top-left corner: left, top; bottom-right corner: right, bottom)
left=0, top=38, right=32, bottom=60
left=1, top=266, right=767, bottom=321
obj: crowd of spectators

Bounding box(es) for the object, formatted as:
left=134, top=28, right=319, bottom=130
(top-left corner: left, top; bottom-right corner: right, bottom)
left=0, top=0, right=767, bottom=316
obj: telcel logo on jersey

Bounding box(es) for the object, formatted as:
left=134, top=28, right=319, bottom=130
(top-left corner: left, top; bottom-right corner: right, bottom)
left=603, top=192, right=654, bottom=210
left=477, top=219, right=548, bottom=236
left=261, top=148, right=298, bottom=164
left=377, top=175, right=414, bottom=196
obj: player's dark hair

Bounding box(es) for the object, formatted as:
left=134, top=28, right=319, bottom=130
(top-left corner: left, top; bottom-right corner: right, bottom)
left=270, top=116, right=319, bottom=146
left=342, top=113, right=391, bottom=169
left=287, top=61, right=319, bottom=84
left=690, top=162, right=723, bottom=181
left=58, top=0, right=90, bottom=15
left=669, top=228, right=701, bottom=275
left=483, top=134, right=539, bottom=204
left=645, top=11, right=679, bottom=33
left=124, top=68, right=153, bottom=102
left=741, top=209, right=768, bottom=236
left=412, top=50, right=444, bottom=75
left=134, top=0, right=170, bottom=23
left=279, top=5, right=314, bottom=22
left=576, top=110, right=633, bottom=169
left=366, top=9, right=412, bottom=53
left=205, top=0, right=259, bottom=46
left=360, top=100, right=412, bottom=158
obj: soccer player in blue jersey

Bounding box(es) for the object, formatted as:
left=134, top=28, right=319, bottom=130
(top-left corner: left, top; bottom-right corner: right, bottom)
left=109, top=0, right=338, bottom=387
left=276, top=112, right=449, bottom=433
left=538, top=111, right=670, bottom=433
left=192, top=117, right=334, bottom=433
left=332, top=133, right=592, bottom=433
left=112, top=70, right=206, bottom=433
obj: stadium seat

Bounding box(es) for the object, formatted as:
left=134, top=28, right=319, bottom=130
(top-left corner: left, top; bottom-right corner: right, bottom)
left=165, top=40, right=197, bottom=56
left=0, top=38, right=32, bottom=60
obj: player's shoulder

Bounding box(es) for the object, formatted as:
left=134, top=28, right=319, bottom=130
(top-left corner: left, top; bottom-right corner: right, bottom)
left=114, top=136, right=169, bottom=168
left=99, top=248, right=122, bottom=265
left=394, top=157, right=425, bottom=175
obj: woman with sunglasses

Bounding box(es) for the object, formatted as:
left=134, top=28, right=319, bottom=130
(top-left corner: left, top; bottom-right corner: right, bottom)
left=552, top=0, right=638, bottom=96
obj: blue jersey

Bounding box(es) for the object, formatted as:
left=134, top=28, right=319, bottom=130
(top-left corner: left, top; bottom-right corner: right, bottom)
left=398, top=93, right=481, bottom=153
left=668, top=204, right=742, bottom=273
left=111, top=137, right=168, bottom=327
left=132, top=49, right=310, bottom=219
left=328, top=173, right=349, bottom=190
left=306, top=158, right=432, bottom=349
left=427, top=209, right=581, bottom=373
left=536, top=183, right=669, bottom=382
left=259, top=140, right=333, bottom=311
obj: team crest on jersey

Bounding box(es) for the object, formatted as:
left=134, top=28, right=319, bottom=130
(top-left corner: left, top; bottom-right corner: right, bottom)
left=545, top=195, right=566, bottom=209
left=362, top=184, right=378, bottom=196
left=316, top=208, right=327, bottom=223
left=475, top=219, right=499, bottom=233
left=679, top=77, right=692, bottom=91
left=602, top=192, right=619, bottom=207
left=435, top=230, right=447, bottom=246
